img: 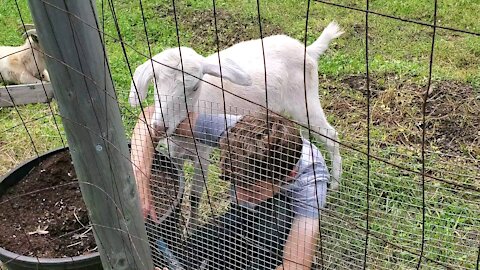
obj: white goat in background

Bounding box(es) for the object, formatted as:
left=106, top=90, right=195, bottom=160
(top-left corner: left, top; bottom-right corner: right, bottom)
left=130, top=21, right=343, bottom=222
left=0, top=29, right=50, bottom=85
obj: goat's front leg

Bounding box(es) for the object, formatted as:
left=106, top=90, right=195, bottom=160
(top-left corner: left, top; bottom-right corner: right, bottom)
left=168, top=137, right=212, bottom=231
left=188, top=144, right=212, bottom=230
left=19, top=71, right=42, bottom=84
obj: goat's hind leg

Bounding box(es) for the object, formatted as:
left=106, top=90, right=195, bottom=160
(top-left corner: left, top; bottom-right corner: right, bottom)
left=292, top=100, right=342, bottom=190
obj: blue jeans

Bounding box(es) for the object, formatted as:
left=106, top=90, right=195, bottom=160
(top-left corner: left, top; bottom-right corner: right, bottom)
left=153, top=192, right=294, bottom=270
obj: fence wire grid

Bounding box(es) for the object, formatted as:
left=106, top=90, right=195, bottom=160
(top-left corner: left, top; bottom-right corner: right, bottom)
left=0, top=0, right=479, bottom=270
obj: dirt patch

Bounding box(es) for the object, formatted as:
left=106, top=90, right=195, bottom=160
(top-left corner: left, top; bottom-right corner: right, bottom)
left=156, top=2, right=283, bottom=52
left=425, top=81, right=480, bottom=155
left=0, top=151, right=96, bottom=258
left=340, top=74, right=388, bottom=98
left=322, top=74, right=480, bottom=157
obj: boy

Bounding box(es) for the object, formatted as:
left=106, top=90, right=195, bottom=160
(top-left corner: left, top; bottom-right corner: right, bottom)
left=131, top=106, right=330, bottom=270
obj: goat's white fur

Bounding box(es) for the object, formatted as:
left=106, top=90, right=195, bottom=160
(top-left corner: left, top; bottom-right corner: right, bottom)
left=0, top=35, right=49, bottom=85
left=130, top=21, right=344, bottom=220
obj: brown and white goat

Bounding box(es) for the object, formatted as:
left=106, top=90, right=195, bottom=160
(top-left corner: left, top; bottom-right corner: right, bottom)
left=0, top=29, right=49, bottom=85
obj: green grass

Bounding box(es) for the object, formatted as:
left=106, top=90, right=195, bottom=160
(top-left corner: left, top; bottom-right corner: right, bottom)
left=1, top=0, right=479, bottom=269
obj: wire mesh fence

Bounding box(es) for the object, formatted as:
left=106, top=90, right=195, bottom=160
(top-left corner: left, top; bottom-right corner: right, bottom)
left=1, top=0, right=479, bottom=270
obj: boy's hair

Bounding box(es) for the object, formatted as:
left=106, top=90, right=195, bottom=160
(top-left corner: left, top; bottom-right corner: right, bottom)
left=219, top=111, right=303, bottom=188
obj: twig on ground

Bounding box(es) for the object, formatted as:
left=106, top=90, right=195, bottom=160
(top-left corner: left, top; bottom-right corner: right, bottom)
left=27, top=225, right=49, bottom=235
left=72, top=225, right=92, bottom=240
left=66, top=241, right=82, bottom=248
left=73, top=207, right=85, bottom=227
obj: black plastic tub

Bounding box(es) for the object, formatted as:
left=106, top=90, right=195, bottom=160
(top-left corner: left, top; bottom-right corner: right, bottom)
left=0, top=147, right=184, bottom=270
left=0, top=147, right=102, bottom=270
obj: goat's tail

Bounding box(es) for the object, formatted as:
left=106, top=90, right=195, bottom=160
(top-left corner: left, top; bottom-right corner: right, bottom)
left=306, top=21, right=344, bottom=61
left=129, top=60, right=154, bottom=107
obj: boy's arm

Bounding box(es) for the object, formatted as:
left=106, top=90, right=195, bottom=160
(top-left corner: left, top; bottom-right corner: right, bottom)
left=280, top=147, right=329, bottom=269
left=277, top=216, right=319, bottom=270
left=132, top=111, right=232, bottom=220
left=131, top=105, right=160, bottom=221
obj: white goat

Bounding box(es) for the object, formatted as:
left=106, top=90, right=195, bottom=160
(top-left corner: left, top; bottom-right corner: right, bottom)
left=0, top=29, right=50, bottom=85
left=130, top=21, right=343, bottom=221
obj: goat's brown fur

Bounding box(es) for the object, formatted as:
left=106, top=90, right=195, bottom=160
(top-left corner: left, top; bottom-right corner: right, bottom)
left=0, top=36, right=49, bottom=85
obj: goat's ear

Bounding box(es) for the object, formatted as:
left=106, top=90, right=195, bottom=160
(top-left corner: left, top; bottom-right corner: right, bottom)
left=31, top=34, right=39, bottom=43
left=202, top=58, right=252, bottom=86
left=22, top=29, right=38, bottom=43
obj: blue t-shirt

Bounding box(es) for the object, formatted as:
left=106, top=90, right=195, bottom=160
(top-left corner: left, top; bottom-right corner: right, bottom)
left=192, top=114, right=329, bottom=218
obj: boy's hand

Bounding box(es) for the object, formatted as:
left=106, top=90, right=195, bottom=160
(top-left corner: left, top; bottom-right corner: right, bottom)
left=139, top=190, right=158, bottom=222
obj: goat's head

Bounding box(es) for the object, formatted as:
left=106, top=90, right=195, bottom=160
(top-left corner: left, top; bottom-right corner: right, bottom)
left=129, top=46, right=251, bottom=134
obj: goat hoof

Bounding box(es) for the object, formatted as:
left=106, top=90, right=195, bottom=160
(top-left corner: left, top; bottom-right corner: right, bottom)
left=329, top=179, right=340, bottom=191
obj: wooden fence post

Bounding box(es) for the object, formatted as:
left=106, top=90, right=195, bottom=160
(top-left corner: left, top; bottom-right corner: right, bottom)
left=26, top=1, right=154, bottom=269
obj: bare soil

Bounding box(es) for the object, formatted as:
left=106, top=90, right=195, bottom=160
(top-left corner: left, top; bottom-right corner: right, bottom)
left=425, top=81, right=480, bottom=155
left=0, top=150, right=96, bottom=258
left=322, top=74, right=480, bottom=157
